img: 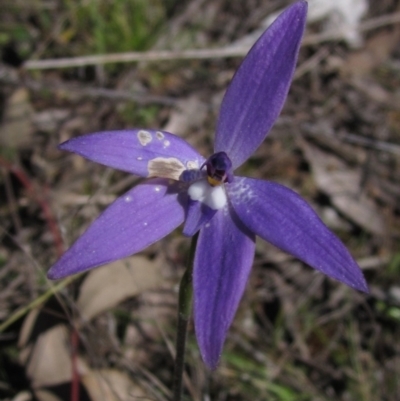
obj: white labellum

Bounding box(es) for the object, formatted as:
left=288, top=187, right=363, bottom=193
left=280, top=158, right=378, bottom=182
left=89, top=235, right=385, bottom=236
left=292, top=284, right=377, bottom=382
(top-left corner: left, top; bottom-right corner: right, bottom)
left=188, top=179, right=227, bottom=210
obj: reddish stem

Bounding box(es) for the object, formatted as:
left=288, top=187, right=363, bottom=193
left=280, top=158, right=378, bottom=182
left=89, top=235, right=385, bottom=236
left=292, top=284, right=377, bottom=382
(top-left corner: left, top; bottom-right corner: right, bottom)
left=71, top=329, right=80, bottom=401
left=0, top=156, right=64, bottom=257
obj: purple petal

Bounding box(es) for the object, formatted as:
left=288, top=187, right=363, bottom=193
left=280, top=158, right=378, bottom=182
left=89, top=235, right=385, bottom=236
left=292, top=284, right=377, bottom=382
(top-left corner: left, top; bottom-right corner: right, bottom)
left=47, top=179, right=185, bottom=279
left=59, top=130, right=205, bottom=180
left=194, top=208, right=255, bottom=369
left=182, top=200, right=217, bottom=237
left=215, top=1, right=307, bottom=168
left=227, top=177, right=368, bottom=292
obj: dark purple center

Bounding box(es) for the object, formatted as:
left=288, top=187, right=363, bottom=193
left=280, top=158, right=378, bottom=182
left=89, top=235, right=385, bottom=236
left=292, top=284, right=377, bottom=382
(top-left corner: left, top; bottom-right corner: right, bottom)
left=205, top=151, right=233, bottom=185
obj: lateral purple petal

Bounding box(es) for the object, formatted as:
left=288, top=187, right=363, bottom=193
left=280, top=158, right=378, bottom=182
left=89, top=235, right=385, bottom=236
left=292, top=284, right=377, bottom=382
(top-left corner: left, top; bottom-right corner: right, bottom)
left=194, top=209, right=255, bottom=369
left=59, top=130, right=205, bottom=180
left=47, top=179, right=185, bottom=279
left=227, top=177, right=368, bottom=292
left=182, top=200, right=217, bottom=237
left=215, top=1, right=307, bottom=168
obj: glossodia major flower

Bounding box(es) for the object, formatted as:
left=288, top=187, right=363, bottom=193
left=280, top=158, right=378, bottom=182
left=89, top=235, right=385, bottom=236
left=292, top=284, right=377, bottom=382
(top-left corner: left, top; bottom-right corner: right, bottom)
left=48, top=1, right=368, bottom=369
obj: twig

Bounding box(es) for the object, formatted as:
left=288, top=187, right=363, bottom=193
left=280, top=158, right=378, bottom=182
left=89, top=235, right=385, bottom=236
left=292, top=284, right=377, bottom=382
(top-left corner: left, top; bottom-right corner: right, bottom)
left=294, top=48, right=329, bottom=79
left=338, top=132, right=400, bottom=156
left=359, top=11, right=400, bottom=32
left=119, top=358, right=172, bottom=400
left=0, top=66, right=177, bottom=106
left=23, top=47, right=247, bottom=70
left=21, top=12, right=400, bottom=71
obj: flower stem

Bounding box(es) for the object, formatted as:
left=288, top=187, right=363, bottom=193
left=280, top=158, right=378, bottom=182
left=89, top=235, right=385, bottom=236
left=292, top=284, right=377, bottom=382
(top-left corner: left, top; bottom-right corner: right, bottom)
left=172, top=232, right=198, bottom=401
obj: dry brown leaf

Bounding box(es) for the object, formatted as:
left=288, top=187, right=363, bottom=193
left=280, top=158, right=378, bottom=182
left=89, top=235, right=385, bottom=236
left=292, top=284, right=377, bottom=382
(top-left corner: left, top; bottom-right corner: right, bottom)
left=301, top=141, right=385, bottom=235
left=33, top=390, right=63, bottom=401
left=81, top=369, right=146, bottom=401
left=77, top=256, right=164, bottom=320
left=24, top=324, right=77, bottom=388
left=11, top=391, right=33, bottom=401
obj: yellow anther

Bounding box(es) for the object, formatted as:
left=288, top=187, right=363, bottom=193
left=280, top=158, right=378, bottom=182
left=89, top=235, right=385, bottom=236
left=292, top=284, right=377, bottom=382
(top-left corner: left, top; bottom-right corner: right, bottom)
left=207, top=176, right=222, bottom=187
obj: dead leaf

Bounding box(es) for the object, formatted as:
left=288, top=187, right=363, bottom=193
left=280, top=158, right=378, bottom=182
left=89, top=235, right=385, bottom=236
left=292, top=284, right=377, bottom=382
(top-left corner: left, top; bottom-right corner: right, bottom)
left=25, top=324, right=72, bottom=388
left=34, top=390, right=63, bottom=401
left=81, top=369, right=146, bottom=401
left=11, top=392, right=33, bottom=401
left=301, top=141, right=385, bottom=235
left=77, top=256, right=164, bottom=320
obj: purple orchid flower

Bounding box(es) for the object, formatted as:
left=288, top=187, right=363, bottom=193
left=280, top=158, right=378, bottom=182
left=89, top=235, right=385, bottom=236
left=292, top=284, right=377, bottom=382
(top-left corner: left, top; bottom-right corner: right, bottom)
left=48, top=1, right=368, bottom=369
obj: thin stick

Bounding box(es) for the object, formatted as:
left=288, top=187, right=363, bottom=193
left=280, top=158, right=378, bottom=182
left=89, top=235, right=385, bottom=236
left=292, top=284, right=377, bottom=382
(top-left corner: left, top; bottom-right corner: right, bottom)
left=0, top=68, right=177, bottom=106
left=172, top=233, right=198, bottom=401
left=23, top=47, right=247, bottom=70
left=22, top=12, right=400, bottom=71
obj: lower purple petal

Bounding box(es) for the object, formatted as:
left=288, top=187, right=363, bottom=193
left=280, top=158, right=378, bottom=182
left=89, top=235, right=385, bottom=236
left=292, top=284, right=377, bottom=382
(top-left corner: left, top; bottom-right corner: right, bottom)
left=182, top=200, right=217, bottom=237
left=48, top=179, right=185, bottom=279
left=227, top=177, right=368, bottom=292
left=194, top=208, right=255, bottom=369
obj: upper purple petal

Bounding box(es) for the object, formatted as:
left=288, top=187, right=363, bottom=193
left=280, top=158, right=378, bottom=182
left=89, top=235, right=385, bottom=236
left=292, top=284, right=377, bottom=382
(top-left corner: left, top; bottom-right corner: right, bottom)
left=47, top=179, right=185, bottom=279
left=215, top=1, right=307, bottom=168
left=59, top=130, right=205, bottom=180
left=227, top=177, right=368, bottom=292
left=194, top=208, right=255, bottom=369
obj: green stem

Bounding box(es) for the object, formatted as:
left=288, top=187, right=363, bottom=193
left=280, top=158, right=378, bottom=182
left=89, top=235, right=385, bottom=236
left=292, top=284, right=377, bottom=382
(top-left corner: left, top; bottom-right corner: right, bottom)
left=0, top=276, right=76, bottom=332
left=172, top=232, right=198, bottom=401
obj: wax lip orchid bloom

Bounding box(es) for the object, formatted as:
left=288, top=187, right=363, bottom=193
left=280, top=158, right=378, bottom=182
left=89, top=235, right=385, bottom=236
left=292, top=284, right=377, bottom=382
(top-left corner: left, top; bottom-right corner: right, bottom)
left=48, top=1, right=368, bottom=369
